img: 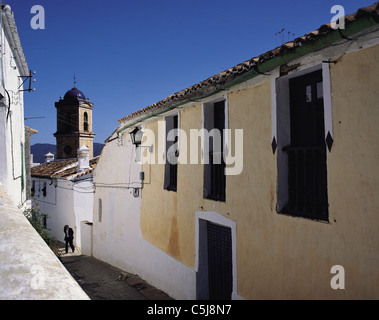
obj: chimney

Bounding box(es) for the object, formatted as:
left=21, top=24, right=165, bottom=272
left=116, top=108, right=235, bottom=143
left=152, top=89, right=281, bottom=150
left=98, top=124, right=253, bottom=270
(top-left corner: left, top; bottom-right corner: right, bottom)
left=45, top=152, right=55, bottom=163
left=77, top=145, right=90, bottom=173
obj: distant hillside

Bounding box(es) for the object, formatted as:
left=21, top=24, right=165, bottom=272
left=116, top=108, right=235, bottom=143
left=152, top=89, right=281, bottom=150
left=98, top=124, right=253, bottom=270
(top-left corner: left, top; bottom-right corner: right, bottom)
left=31, top=143, right=104, bottom=164
left=94, top=143, right=104, bottom=157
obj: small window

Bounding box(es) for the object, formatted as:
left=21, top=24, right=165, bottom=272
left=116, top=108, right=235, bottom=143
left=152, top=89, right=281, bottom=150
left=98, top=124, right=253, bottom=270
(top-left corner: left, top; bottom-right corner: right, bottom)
left=31, top=180, right=35, bottom=197
left=277, top=70, right=328, bottom=221
left=43, top=215, right=47, bottom=229
left=164, top=114, right=178, bottom=191
left=83, top=112, right=89, bottom=132
left=42, top=181, right=47, bottom=197
left=203, top=100, right=226, bottom=202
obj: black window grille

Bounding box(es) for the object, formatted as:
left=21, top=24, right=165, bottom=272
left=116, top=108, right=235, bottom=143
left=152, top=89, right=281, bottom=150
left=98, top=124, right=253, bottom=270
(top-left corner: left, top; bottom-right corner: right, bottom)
left=204, top=101, right=226, bottom=202
left=281, top=70, right=329, bottom=221
left=164, top=115, right=178, bottom=191
left=283, top=146, right=328, bottom=220
left=207, top=151, right=226, bottom=201
left=207, top=222, right=232, bottom=300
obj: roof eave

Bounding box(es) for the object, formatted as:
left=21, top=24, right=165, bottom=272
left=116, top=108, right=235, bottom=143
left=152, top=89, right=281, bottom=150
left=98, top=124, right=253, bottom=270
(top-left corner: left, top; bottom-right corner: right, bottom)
left=115, top=3, right=379, bottom=131
left=2, top=5, right=29, bottom=76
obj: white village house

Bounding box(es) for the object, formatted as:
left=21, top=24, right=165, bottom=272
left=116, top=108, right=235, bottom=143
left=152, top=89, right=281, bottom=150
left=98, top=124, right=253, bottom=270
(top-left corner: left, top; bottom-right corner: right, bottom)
left=0, top=4, right=88, bottom=299
left=31, top=146, right=98, bottom=254
left=0, top=4, right=29, bottom=209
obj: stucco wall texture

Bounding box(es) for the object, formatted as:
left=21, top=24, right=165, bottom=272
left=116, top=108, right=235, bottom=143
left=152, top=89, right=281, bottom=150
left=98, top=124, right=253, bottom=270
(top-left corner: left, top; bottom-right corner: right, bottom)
left=140, top=44, right=379, bottom=299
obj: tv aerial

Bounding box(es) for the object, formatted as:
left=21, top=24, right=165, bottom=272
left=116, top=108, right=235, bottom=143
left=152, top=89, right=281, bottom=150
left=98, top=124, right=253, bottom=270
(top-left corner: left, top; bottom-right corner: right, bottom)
left=275, top=28, right=295, bottom=46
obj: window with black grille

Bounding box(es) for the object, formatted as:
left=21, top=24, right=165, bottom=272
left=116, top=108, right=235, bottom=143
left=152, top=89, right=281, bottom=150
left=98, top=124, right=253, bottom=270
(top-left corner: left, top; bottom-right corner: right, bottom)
left=203, top=100, right=226, bottom=202
left=207, top=222, right=232, bottom=300
left=42, top=181, right=47, bottom=197
left=164, top=114, right=178, bottom=191
left=280, top=70, right=329, bottom=221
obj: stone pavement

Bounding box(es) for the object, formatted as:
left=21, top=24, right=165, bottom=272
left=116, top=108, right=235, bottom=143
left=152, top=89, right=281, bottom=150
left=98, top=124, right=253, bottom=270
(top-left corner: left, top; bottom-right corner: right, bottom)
left=58, top=245, right=173, bottom=300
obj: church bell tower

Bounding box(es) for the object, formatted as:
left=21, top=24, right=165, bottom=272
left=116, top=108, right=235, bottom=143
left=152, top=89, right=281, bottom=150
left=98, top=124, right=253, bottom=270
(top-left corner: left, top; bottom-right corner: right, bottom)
left=54, top=86, right=95, bottom=159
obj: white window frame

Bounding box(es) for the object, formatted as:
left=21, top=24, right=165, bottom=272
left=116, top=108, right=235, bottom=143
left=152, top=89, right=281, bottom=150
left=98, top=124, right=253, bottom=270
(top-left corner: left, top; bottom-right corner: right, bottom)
left=201, top=95, right=229, bottom=162
left=272, top=63, right=333, bottom=215
left=271, top=63, right=333, bottom=154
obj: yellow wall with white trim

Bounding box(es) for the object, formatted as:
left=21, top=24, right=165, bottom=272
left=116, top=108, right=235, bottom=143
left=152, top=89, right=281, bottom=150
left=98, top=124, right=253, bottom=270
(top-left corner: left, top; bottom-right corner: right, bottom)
left=139, top=43, right=379, bottom=299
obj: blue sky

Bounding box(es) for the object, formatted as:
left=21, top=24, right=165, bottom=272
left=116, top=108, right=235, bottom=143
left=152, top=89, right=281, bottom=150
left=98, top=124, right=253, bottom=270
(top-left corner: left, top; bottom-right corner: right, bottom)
left=6, top=0, right=372, bottom=144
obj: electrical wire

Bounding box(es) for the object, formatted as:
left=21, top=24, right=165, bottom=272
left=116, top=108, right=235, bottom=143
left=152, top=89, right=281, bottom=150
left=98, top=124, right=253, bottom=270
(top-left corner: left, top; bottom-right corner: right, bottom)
left=94, top=181, right=141, bottom=188
left=56, top=185, right=94, bottom=194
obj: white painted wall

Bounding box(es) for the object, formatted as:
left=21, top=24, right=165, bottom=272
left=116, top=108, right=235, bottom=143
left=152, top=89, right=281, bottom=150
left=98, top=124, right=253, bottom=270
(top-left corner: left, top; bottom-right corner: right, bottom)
left=93, top=131, right=196, bottom=299
left=32, top=174, right=94, bottom=250
left=33, top=178, right=75, bottom=244
left=73, top=176, right=94, bottom=249
left=80, top=221, right=93, bottom=256
left=0, top=6, right=89, bottom=300
left=0, top=7, right=28, bottom=209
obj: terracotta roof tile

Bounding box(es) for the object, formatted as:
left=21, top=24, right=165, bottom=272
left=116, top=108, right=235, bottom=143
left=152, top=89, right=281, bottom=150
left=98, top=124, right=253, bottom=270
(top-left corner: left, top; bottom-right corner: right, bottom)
left=31, top=160, right=76, bottom=178
left=31, top=157, right=99, bottom=179
left=25, top=126, right=38, bottom=135
left=116, top=3, right=379, bottom=125
left=55, top=157, right=99, bottom=179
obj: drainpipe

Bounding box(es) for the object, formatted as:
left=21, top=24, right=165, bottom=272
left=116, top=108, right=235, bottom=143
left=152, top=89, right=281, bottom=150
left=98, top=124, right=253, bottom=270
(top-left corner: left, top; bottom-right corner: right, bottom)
left=113, top=14, right=379, bottom=139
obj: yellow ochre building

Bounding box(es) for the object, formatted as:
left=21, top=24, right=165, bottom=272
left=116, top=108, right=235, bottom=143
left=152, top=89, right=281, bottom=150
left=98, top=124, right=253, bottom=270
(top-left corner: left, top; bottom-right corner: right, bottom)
left=92, top=3, right=379, bottom=299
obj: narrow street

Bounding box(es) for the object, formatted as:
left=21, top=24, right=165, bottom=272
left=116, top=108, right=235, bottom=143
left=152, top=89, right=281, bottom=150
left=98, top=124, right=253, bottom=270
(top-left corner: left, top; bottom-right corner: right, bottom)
left=59, top=248, right=173, bottom=300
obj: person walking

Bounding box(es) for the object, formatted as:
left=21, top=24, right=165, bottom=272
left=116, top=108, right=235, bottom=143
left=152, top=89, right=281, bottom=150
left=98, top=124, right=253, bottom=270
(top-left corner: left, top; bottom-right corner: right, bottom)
left=64, top=224, right=75, bottom=254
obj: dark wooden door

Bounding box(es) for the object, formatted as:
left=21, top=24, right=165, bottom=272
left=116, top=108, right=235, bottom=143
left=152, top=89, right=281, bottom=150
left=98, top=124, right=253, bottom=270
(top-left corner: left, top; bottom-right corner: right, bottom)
left=207, top=222, right=232, bottom=300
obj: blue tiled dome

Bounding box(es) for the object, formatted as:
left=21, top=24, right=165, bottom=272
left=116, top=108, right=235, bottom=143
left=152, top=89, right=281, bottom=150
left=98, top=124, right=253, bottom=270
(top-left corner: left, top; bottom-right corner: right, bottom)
left=63, top=87, right=86, bottom=101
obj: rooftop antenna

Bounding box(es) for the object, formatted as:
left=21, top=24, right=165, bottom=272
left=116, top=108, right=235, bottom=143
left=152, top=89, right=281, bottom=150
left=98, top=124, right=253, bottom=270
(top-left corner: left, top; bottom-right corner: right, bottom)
left=275, top=28, right=285, bottom=46
left=275, top=27, right=295, bottom=46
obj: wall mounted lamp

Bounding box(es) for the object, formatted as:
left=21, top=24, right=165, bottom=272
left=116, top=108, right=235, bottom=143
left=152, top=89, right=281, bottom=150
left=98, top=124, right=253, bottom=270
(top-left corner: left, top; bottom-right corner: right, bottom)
left=130, top=127, right=143, bottom=146
left=130, top=127, right=154, bottom=154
